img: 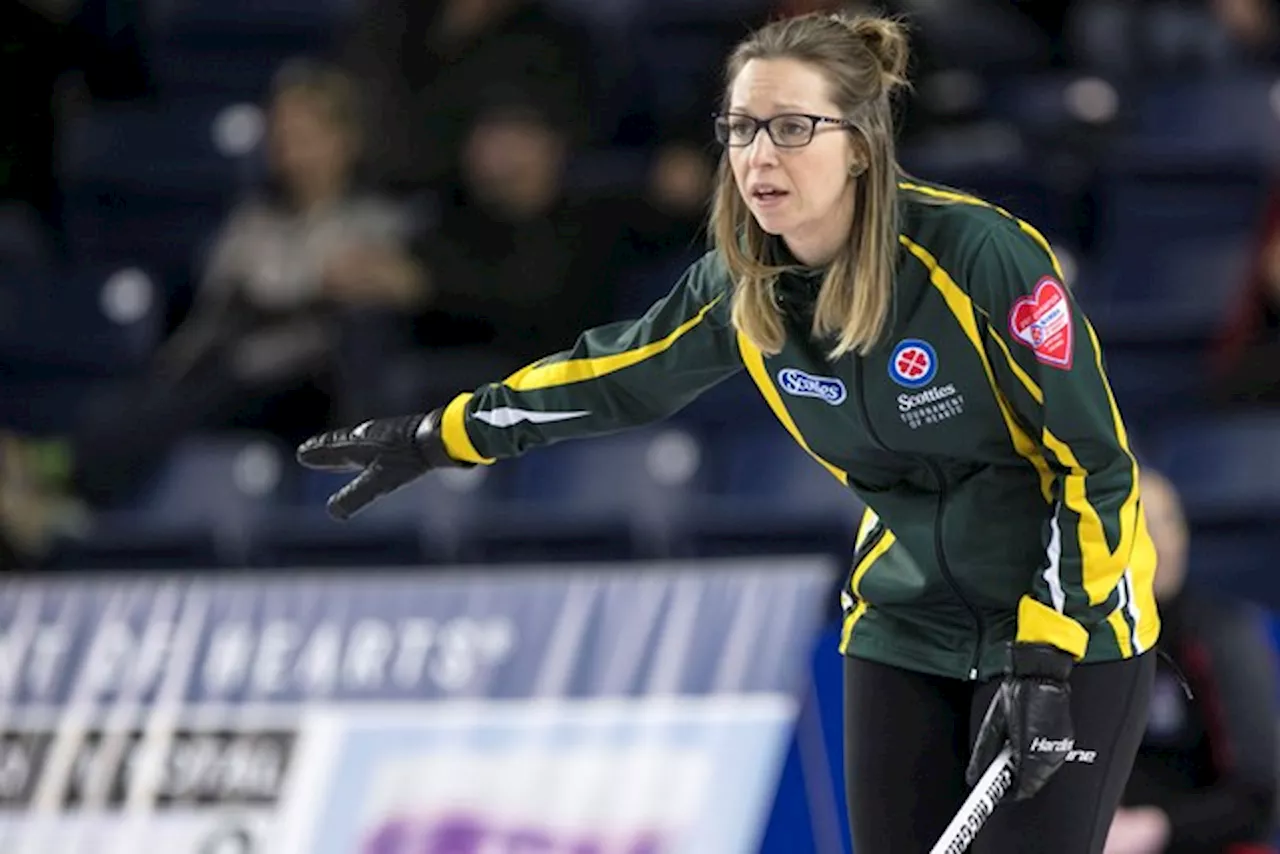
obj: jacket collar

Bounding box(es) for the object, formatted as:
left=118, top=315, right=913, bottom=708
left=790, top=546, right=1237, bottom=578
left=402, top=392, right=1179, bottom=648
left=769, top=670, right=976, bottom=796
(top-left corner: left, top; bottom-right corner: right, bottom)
left=767, top=236, right=827, bottom=283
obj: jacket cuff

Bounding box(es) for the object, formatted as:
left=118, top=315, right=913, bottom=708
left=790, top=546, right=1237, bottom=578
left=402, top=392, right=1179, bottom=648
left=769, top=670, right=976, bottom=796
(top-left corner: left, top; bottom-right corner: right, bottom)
left=1015, top=596, right=1089, bottom=660
left=440, top=393, right=495, bottom=465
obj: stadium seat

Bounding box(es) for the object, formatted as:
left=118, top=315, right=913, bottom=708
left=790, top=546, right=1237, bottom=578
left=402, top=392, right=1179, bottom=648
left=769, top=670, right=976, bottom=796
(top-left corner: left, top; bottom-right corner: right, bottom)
left=462, top=428, right=708, bottom=563
left=612, top=246, right=706, bottom=320
left=61, top=98, right=263, bottom=194
left=1088, top=166, right=1265, bottom=336
left=247, top=465, right=506, bottom=567
left=246, top=506, right=428, bottom=568
left=0, top=203, right=56, bottom=270
left=909, top=0, right=1052, bottom=71
left=631, top=21, right=732, bottom=135
left=918, top=160, right=1078, bottom=246
left=62, top=190, right=227, bottom=274
left=670, top=372, right=772, bottom=433
left=1093, top=340, right=1209, bottom=433
left=980, top=71, right=1120, bottom=138
left=1066, top=0, right=1239, bottom=81
left=0, top=265, right=165, bottom=375
left=1095, top=143, right=1267, bottom=231
left=0, top=376, right=99, bottom=436
left=150, top=0, right=352, bottom=39
left=135, top=432, right=289, bottom=527
left=1086, top=236, right=1252, bottom=334
left=51, top=432, right=289, bottom=569
left=1147, top=412, right=1280, bottom=520
left=59, top=98, right=262, bottom=270
left=1129, top=74, right=1280, bottom=161
left=146, top=0, right=349, bottom=97
left=688, top=423, right=862, bottom=559
left=1186, top=520, right=1280, bottom=609
left=563, top=147, right=651, bottom=196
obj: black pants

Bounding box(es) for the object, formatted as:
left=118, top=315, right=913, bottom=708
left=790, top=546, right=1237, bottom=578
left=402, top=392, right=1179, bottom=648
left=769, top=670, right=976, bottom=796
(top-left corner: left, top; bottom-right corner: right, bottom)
left=844, top=652, right=1155, bottom=853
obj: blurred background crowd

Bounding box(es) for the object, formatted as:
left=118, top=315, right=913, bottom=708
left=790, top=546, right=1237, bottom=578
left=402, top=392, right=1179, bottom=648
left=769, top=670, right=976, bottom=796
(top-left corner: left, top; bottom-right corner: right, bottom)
left=1, top=0, right=1278, bottom=578
left=2, top=0, right=1280, bottom=850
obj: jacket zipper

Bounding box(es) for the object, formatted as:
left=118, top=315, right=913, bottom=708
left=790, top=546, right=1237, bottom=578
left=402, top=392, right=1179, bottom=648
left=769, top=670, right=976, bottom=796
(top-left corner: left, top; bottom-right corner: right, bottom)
left=921, top=458, right=985, bottom=681
left=854, top=359, right=986, bottom=681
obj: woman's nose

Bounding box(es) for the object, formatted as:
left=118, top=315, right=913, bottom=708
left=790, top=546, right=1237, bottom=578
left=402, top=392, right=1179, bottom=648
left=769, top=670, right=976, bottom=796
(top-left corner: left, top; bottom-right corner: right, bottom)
left=745, top=129, right=779, bottom=166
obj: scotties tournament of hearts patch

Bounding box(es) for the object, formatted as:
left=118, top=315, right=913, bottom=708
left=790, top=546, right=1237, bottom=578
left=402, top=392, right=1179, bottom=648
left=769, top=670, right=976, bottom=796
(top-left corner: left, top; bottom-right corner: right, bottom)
left=1008, top=276, right=1073, bottom=370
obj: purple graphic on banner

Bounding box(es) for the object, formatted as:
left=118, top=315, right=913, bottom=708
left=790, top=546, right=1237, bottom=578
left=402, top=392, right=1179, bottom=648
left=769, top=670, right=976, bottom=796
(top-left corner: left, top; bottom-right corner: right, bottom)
left=363, top=814, right=665, bottom=854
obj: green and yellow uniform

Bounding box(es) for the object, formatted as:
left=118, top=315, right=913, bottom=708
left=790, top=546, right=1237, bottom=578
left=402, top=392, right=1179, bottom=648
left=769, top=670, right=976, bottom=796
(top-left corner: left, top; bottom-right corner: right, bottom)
left=435, top=180, right=1160, bottom=681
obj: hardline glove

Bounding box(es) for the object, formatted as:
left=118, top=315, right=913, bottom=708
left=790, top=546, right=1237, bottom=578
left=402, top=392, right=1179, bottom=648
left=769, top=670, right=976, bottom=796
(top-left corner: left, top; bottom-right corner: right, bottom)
left=967, top=642, right=1076, bottom=801
left=295, top=409, right=469, bottom=520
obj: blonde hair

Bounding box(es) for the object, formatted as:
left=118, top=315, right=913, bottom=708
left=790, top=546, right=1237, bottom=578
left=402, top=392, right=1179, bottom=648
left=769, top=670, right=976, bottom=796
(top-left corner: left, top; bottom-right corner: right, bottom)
left=711, top=12, right=910, bottom=358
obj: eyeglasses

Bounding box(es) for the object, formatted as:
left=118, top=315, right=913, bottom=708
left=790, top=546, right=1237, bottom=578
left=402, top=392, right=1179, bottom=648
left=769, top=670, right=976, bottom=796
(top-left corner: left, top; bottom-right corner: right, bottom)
left=713, top=112, right=856, bottom=148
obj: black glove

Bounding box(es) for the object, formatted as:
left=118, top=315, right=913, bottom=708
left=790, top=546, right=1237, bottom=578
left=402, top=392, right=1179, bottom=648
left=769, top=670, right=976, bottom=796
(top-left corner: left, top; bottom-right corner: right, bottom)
left=295, top=409, right=468, bottom=520
left=967, top=642, right=1075, bottom=801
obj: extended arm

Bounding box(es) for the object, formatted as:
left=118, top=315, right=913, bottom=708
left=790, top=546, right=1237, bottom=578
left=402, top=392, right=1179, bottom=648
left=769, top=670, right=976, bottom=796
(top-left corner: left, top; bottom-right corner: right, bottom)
left=298, top=251, right=744, bottom=518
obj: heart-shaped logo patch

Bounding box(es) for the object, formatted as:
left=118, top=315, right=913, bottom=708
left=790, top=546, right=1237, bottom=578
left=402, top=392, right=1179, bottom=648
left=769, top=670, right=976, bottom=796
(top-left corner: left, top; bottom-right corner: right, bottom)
left=1008, top=277, right=1073, bottom=370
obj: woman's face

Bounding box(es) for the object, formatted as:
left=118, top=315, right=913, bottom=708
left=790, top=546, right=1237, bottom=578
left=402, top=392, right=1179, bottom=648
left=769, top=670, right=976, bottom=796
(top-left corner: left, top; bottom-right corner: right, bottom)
left=726, top=57, right=860, bottom=265
left=268, top=90, right=353, bottom=193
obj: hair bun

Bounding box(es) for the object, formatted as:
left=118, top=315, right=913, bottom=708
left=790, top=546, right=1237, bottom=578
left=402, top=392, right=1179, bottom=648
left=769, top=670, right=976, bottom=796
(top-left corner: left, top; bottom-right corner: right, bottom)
left=839, top=14, right=910, bottom=93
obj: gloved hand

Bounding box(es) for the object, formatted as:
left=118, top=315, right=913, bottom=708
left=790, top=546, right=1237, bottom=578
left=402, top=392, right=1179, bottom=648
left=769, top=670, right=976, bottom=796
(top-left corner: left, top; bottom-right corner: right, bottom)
left=295, top=409, right=468, bottom=520
left=967, top=642, right=1075, bottom=801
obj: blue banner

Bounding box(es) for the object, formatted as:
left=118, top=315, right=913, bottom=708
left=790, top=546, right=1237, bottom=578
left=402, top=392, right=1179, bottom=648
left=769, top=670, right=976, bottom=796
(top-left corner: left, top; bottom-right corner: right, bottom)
left=0, top=557, right=835, bottom=854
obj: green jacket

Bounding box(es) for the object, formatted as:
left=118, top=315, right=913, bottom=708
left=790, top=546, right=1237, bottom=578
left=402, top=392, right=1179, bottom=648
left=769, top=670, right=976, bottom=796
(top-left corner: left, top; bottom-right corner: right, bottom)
left=436, top=179, right=1161, bottom=681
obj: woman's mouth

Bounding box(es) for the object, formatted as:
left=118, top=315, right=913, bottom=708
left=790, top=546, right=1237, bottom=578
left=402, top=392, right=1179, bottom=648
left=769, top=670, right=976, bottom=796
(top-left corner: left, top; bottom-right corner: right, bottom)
left=751, top=187, right=789, bottom=207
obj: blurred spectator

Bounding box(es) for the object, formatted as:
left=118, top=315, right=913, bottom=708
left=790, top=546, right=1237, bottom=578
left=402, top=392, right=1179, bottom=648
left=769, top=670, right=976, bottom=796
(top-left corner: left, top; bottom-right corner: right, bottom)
left=342, top=0, right=593, bottom=194
left=646, top=142, right=716, bottom=226
left=1104, top=469, right=1279, bottom=854
left=407, top=91, right=709, bottom=397
left=0, top=432, right=86, bottom=569
left=1211, top=184, right=1280, bottom=406
left=60, top=58, right=427, bottom=508
left=1211, top=0, right=1280, bottom=62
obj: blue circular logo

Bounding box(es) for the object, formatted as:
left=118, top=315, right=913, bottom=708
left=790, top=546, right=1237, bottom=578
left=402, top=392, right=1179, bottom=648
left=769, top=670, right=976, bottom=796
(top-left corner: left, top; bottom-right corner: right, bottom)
left=888, top=339, right=937, bottom=389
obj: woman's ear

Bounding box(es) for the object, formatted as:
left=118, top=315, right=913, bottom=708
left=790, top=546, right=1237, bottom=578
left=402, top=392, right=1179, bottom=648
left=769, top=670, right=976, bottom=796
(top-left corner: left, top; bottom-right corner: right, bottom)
left=847, top=135, right=870, bottom=177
